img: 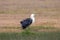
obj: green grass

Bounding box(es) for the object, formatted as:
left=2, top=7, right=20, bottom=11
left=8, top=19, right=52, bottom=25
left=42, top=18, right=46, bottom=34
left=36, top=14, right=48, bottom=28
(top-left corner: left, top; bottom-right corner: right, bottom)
left=0, top=30, right=60, bottom=40
left=0, top=26, right=60, bottom=40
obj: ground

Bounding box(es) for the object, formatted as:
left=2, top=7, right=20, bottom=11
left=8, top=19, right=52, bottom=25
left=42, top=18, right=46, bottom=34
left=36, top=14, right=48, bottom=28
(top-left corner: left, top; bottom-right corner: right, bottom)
left=0, top=13, right=60, bottom=32
left=0, top=0, right=60, bottom=40
left=0, top=0, right=60, bottom=32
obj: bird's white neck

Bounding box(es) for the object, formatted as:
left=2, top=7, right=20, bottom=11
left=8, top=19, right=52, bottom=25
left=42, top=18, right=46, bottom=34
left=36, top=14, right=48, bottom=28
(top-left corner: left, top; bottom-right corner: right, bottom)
left=30, top=14, right=35, bottom=23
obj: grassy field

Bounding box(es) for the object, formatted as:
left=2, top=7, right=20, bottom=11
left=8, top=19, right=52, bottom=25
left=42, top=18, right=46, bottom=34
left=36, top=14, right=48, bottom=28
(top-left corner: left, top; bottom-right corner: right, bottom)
left=0, top=26, right=60, bottom=40
left=0, top=0, right=60, bottom=40
left=0, top=30, right=60, bottom=40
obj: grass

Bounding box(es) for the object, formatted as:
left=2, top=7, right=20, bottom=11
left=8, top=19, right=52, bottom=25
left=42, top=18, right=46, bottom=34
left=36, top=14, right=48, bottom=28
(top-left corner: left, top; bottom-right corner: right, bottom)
left=0, top=26, right=60, bottom=40
left=0, top=31, right=60, bottom=40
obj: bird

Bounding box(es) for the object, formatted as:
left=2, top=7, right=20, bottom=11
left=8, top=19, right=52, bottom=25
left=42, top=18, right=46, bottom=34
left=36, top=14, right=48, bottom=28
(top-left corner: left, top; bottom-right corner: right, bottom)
left=20, top=14, right=35, bottom=29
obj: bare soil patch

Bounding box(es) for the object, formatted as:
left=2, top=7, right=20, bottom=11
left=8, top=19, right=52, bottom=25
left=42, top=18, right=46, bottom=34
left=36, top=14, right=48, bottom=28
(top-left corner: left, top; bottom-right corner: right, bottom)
left=0, top=14, right=60, bottom=32
left=0, top=0, right=60, bottom=32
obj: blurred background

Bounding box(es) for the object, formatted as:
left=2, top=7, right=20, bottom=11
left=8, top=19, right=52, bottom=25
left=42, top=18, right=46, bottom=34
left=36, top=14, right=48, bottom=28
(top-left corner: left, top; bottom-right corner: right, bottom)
left=0, top=0, right=60, bottom=32
left=0, top=0, right=60, bottom=40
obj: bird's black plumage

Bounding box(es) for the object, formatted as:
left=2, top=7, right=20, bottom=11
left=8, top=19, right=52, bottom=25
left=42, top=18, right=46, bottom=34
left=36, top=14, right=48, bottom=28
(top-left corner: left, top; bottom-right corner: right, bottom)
left=20, top=18, right=32, bottom=29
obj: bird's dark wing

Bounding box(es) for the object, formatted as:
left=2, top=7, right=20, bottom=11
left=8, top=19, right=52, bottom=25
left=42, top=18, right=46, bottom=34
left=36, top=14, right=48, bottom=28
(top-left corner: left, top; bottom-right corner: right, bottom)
left=20, top=18, right=32, bottom=29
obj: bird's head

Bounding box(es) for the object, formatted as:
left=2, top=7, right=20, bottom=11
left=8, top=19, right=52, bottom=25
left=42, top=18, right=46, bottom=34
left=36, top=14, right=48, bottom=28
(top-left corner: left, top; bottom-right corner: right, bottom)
left=30, top=14, right=35, bottom=18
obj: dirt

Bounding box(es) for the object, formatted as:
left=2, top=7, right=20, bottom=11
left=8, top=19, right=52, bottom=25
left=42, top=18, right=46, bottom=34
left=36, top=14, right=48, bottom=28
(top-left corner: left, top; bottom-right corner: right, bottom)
left=0, top=14, right=60, bottom=32
left=0, top=13, right=60, bottom=27
left=0, top=0, right=60, bottom=32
